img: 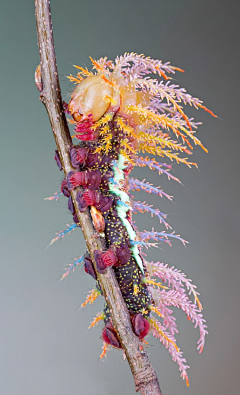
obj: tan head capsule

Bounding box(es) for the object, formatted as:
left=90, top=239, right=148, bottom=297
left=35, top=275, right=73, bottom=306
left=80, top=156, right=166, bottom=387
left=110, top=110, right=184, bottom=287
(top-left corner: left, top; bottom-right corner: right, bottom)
left=69, top=75, right=113, bottom=122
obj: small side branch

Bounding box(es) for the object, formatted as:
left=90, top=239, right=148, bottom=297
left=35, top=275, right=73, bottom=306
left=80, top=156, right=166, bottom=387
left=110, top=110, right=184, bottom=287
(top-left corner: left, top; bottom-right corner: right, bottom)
left=34, top=1, right=162, bottom=393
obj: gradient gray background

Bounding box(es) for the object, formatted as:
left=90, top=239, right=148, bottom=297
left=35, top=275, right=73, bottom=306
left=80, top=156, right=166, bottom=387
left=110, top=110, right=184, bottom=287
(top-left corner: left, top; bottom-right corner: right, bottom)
left=1, top=1, right=240, bottom=394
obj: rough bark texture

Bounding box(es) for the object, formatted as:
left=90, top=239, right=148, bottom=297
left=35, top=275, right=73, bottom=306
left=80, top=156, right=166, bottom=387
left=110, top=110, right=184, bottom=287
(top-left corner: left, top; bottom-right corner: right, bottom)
left=34, top=1, right=162, bottom=394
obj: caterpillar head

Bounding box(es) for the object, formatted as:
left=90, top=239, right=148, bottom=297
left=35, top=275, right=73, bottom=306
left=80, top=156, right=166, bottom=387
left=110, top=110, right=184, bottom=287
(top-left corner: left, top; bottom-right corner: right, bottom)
left=68, top=75, right=113, bottom=122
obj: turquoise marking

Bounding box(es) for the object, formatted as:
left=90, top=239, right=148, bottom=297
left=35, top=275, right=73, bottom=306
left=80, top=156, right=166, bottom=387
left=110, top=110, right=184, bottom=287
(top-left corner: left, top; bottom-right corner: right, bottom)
left=109, top=154, right=144, bottom=273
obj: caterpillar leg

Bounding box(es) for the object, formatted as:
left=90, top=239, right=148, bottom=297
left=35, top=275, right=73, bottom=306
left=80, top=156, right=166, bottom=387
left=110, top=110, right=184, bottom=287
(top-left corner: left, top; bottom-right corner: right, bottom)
left=94, top=240, right=131, bottom=273
left=94, top=249, right=117, bottom=274
left=131, top=313, right=150, bottom=339
left=102, top=322, right=122, bottom=349
left=102, top=315, right=149, bottom=350
left=76, top=189, right=113, bottom=213
left=67, top=169, right=101, bottom=190
left=84, top=254, right=97, bottom=280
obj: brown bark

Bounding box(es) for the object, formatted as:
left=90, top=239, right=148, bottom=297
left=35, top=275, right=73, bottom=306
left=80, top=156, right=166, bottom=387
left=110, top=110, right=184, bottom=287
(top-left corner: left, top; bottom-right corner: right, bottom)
left=34, top=1, right=162, bottom=393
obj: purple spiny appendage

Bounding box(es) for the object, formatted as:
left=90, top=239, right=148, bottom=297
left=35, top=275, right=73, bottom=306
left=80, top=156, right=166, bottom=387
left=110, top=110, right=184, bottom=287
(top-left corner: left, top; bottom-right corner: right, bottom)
left=133, top=201, right=170, bottom=229
left=119, top=53, right=182, bottom=76
left=129, top=178, right=173, bottom=200
left=136, top=157, right=180, bottom=182
left=136, top=157, right=172, bottom=169
left=139, top=231, right=188, bottom=246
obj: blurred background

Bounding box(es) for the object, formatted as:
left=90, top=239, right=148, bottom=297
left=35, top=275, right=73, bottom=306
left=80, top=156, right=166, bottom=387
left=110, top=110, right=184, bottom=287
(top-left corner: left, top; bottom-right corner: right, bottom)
left=1, top=1, right=240, bottom=394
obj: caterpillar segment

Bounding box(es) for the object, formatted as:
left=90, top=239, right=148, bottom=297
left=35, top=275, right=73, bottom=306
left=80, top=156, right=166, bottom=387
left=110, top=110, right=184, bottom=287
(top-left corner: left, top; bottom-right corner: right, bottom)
left=51, top=53, right=213, bottom=384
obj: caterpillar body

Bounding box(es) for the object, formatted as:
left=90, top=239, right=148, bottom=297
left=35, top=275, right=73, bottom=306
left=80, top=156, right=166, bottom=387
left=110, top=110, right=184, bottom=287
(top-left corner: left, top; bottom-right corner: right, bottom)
left=50, top=53, right=214, bottom=384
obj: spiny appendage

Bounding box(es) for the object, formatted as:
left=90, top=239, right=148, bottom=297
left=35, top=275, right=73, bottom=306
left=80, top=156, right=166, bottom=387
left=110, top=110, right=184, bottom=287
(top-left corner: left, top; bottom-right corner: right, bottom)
left=61, top=255, right=84, bottom=281
left=158, top=289, right=207, bottom=353
left=89, top=312, right=105, bottom=329
left=147, top=261, right=203, bottom=311
left=49, top=223, right=78, bottom=245
left=114, top=52, right=185, bottom=79
left=136, top=157, right=180, bottom=183
left=132, top=201, right=170, bottom=229
left=130, top=239, right=159, bottom=249
left=69, top=64, right=93, bottom=79
left=143, top=278, right=168, bottom=289
left=149, top=305, right=164, bottom=318
left=138, top=259, right=207, bottom=383
left=146, top=261, right=207, bottom=352
left=100, top=342, right=110, bottom=359
left=140, top=230, right=188, bottom=247
left=81, top=288, right=101, bottom=308
left=45, top=191, right=63, bottom=201
left=116, top=116, right=138, bottom=139
left=92, top=115, right=114, bottom=154
left=146, top=271, right=192, bottom=385
left=149, top=317, right=179, bottom=352
left=129, top=178, right=173, bottom=200
left=68, top=53, right=215, bottom=165
left=149, top=317, right=190, bottom=386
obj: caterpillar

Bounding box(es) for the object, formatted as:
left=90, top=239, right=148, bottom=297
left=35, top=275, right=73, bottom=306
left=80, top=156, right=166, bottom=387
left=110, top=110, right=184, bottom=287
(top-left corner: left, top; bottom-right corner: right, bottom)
left=48, top=53, right=215, bottom=385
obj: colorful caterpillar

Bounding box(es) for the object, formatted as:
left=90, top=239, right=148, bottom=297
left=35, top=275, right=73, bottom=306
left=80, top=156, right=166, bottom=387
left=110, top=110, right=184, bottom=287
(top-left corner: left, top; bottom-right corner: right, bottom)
left=48, top=53, right=215, bottom=385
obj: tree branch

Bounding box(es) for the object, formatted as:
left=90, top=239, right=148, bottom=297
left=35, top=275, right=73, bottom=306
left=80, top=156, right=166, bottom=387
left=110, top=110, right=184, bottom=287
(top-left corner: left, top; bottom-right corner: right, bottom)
left=34, top=1, right=162, bottom=393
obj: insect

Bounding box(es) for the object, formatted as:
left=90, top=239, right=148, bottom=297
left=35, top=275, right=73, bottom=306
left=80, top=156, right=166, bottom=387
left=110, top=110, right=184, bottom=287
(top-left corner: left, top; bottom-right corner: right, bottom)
left=49, top=53, right=215, bottom=385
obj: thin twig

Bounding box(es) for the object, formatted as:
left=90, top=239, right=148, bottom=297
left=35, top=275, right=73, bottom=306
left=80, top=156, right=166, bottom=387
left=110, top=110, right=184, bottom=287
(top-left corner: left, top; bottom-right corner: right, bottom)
left=34, top=1, right=162, bottom=393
